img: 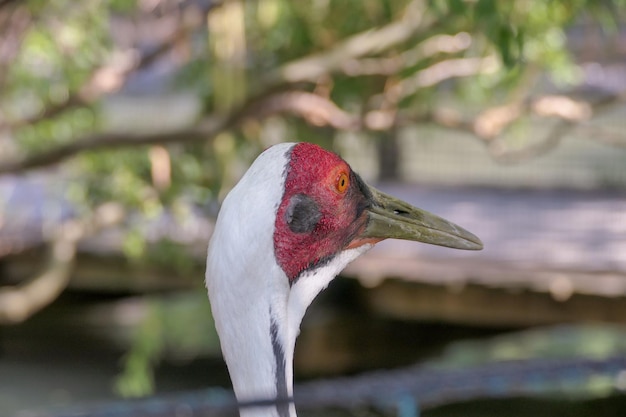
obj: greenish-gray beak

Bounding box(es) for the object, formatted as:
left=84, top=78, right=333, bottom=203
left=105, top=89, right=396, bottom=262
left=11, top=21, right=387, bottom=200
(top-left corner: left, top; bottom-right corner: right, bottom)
left=362, top=187, right=483, bottom=251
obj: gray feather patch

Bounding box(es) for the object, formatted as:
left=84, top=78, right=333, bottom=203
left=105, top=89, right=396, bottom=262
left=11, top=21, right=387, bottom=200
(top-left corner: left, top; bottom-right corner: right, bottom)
left=285, top=194, right=321, bottom=234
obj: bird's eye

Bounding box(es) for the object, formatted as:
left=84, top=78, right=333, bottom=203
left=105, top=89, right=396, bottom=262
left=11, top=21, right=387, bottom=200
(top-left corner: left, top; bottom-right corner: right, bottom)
left=336, top=172, right=349, bottom=193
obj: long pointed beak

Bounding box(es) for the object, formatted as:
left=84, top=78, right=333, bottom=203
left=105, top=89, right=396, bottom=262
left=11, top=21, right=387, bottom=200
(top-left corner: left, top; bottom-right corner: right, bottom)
left=361, top=186, right=483, bottom=251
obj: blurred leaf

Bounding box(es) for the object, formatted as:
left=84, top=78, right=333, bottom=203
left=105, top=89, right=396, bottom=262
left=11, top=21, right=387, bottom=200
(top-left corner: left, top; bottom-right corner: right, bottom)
left=109, top=0, right=138, bottom=14
left=436, top=325, right=626, bottom=367
left=114, top=301, right=163, bottom=398
left=114, top=292, right=219, bottom=397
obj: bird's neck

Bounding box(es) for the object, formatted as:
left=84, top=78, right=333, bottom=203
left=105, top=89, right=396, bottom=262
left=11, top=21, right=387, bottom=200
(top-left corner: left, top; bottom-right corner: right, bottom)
left=208, top=251, right=296, bottom=417
left=207, top=243, right=374, bottom=417
left=205, top=144, right=301, bottom=416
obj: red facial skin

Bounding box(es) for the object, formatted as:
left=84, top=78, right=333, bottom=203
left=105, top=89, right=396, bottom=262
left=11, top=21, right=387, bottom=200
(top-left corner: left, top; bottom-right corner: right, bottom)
left=273, top=143, right=376, bottom=282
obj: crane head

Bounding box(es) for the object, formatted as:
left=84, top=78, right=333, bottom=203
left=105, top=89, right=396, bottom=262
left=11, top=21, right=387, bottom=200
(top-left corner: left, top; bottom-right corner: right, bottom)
left=274, top=142, right=481, bottom=283
left=206, top=142, right=482, bottom=417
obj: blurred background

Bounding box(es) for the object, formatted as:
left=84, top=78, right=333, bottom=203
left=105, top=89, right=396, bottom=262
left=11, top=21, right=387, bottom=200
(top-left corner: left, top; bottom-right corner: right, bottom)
left=1, top=0, right=626, bottom=416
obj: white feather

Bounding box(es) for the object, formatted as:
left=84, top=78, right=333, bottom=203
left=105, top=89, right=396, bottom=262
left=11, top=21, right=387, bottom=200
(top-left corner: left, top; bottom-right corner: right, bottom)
left=207, top=143, right=293, bottom=415
left=283, top=244, right=373, bottom=391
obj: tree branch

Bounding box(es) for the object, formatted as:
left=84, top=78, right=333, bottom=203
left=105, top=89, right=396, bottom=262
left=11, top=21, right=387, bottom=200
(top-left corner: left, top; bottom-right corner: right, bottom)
left=260, top=0, right=432, bottom=88
left=394, top=56, right=500, bottom=100
left=3, top=88, right=626, bottom=174
left=3, top=34, right=625, bottom=175
left=340, top=32, right=473, bottom=77
left=0, top=203, right=124, bottom=324
left=485, top=91, right=626, bottom=163
left=0, top=127, right=211, bottom=174
left=0, top=90, right=358, bottom=174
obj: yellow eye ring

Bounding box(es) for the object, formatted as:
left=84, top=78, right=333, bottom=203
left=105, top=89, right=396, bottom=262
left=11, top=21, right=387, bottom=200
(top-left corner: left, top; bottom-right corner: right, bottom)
left=336, top=172, right=349, bottom=193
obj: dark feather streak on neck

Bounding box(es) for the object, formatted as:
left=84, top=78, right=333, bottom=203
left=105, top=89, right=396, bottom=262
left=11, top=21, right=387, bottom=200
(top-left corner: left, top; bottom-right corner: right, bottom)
left=270, top=307, right=290, bottom=417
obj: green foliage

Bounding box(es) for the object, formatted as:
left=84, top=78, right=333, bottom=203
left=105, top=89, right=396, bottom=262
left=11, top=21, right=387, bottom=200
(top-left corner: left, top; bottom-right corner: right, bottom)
left=16, top=107, right=97, bottom=150
left=425, top=325, right=626, bottom=401
left=145, top=238, right=198, bottom=275
left=114, top=292, right=220, bottom=398
left=439, top=325, right=626, bottom=366
left=114, top=301, right=163, bottom=397
left=4, top=1, right=110, bottom=115
left=108, top=0, right=138, bottom=14
left=71, top=148, right=153, bottom=207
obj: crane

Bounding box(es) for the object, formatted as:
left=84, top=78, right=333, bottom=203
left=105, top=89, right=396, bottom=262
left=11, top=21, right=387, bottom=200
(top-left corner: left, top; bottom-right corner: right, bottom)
left=205, top=142, right=483, bottom=417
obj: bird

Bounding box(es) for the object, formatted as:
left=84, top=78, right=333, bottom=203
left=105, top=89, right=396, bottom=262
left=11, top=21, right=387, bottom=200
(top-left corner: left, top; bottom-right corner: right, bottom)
left=205, top=142, right=483, bottom=417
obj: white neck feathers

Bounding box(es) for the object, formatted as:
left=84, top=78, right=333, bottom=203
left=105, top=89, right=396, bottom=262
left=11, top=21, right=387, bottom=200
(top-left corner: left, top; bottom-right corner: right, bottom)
left=207, top=144, right=294, bottom=416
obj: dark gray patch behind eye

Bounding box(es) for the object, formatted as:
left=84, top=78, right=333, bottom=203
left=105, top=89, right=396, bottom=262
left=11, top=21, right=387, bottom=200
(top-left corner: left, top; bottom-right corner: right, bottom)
left=285, top=194, right=321, bottom=233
